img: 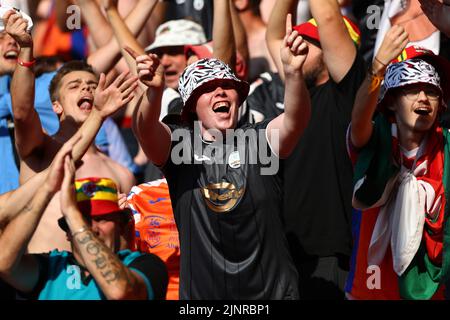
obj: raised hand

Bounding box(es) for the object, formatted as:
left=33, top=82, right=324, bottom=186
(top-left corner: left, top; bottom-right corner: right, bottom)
left=280, top=14, right=309, bottom=75
left=59, top=153, right=78, bottom=217
left=44, top=134, right=81, bottom=194
left=419, top=0, right=450, bottom=37
left=375, top=25, right=409, bottom=68
left=117, top=193, right=129, bottom=210
left=3, top=10, right=32, bottom=48
left=124, top=46, right=164, bottom=88
left=93, top=71, right=138, bottom=119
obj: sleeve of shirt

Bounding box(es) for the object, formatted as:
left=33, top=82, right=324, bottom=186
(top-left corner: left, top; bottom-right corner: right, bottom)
left=128, top=253, right=169, bottom=300
left=334, top=52, right=367, bottom=112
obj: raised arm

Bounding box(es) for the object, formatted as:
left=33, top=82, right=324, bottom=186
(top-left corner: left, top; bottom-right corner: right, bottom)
left=127, top=48, right=172, bottom=167
left=351, top=26, right=409, bottom=148
left=308, top=0, right=356, bottom=83
left=86, top=0, right=159, bottom=74
left=0, top=137, right=78, bottom=293
left=266, top=0, right=297, bottom=81
left=59, top=156, right=148, bottom=300
left=419, top=0, right=450, bottom=37
left=74, top=0, right=114, bottom=47
left=0, top=170, right=47, bottom=228
left=229, top=1, right=249, bottom=74
left=5, top=10, right=46, bottom=159
left=103, top=0, right=147, bottom=74
left=212, top=0, right=236, bottom=70
left=267, top=14, right=311, bottom=159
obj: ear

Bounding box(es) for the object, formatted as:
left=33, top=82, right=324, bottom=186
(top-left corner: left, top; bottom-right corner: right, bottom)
left=52, top=100, right=64, bottom=116
left=233, top=0, right=249, bottom=11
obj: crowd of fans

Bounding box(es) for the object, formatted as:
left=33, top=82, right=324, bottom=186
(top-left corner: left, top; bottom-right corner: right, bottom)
left=0, top=0, right=450, bottom=300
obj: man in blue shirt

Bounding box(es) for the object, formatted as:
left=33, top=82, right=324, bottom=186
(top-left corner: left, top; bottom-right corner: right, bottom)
left=0, top=30, right=20, bottom=194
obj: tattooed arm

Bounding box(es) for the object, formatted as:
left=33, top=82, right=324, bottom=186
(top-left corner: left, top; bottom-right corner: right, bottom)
left=60, top=158, right=149, bottom=300
left=0, top=138, right=79, bottom=293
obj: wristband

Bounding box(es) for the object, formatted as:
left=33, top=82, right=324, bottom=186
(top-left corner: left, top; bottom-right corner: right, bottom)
left=17, top=58, right=36, bottom=68
left=374, top=56, right=388, bottom=68
left=367, top=65, right=385, bottom=93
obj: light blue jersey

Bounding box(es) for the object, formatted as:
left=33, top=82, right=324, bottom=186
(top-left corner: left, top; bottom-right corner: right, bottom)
left=38, top=250, right=154, bottom=300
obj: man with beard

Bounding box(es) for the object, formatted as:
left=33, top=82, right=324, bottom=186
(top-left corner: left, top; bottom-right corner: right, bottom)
left=266, top=0, right=367, bottom=299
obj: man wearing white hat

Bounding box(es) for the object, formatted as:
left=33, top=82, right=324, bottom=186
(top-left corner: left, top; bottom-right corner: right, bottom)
left=145, top=19, right=207, bottom=90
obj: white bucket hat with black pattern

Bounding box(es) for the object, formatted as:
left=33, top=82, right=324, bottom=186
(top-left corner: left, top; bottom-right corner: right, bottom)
left=178, top=58, right=250, bottom=113
left=378, top=59, right=444, bottom=109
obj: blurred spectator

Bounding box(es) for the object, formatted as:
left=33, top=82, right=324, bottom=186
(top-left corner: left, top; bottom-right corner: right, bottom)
left=232, top=0, right=276, bottom=82
left=266, top=0, right=366, bottom=299
left=127, top=179, right=180, bottom=300
left=161, top=0, right=214, bottom=41
left=374, top=0, right=440, bottom=55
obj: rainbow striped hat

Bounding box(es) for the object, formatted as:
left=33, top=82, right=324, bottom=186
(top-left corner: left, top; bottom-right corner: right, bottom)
left=75, top=177, right=122, bottom=216
left=293, top=16, right=361, bottom=47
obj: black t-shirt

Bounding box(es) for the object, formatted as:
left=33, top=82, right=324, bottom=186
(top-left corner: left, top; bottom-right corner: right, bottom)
left=283, top=54, right=366, bottom=261
left=162, top=121, right=299, bottom=300
left=164, top=0, right=213, bottom=41
left=0, top=279, right=15, bottom=300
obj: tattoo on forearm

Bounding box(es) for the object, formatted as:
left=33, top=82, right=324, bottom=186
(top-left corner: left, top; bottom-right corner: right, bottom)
left=75, top=230, right=134, bottom=286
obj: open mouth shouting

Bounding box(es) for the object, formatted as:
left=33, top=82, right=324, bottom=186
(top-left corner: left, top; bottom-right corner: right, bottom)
left=3, top=49, right=18, bottom=62
left=77, top=95, right=94, bottom=112
left=212, top=101, right=231, bottom=115
left=414, top=106, right=433, bottom=116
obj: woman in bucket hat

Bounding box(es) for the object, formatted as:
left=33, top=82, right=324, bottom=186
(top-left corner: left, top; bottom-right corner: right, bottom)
left=346, top=24, right=450, bottom=299
left=130, top=15, right=311, bottom=300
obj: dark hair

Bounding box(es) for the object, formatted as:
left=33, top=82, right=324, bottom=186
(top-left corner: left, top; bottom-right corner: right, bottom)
left=49, top=60, right=96, bottom=102
left=35, top=55, right=65, bottom=77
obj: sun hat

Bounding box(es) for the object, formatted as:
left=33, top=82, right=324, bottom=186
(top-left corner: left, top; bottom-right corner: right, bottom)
left=178, top=58, right=250, bottom=116
left=145, top=19, right=206, bottom=53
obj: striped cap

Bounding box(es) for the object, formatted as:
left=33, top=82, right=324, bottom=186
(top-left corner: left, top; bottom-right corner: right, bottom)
left=75, top=177, right=122, bottom=216
left=293, top=16, right=361, bottom=47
